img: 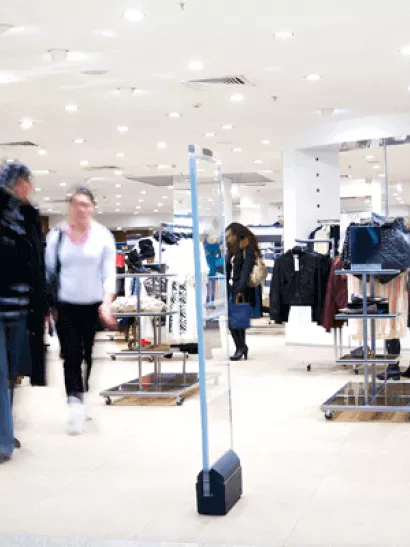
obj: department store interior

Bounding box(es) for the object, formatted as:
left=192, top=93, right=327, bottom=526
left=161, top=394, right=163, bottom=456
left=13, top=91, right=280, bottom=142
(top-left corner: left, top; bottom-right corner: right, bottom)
left=2, top=2, right=410, bottom=547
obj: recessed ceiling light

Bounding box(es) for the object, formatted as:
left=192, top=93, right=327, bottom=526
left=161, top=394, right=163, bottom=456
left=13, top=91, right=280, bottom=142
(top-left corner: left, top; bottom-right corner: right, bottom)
left=67, top=51, right=88, bottom=61
left=365, top=155, right=374, bottom=160
left=232, top=147, right=242, bottom=152
left=114, top=170, right=123, bottom=176
left=230, top=93, right=244, bottom=102
left=140, top=190, right=147, bottom=194
left=158, top=203, right=163, bottom=207
left=38, top=149, right=47, bottom=156
left=132, top=88, right=148, bottom=95
left=66, top=193, right=72, bottom=198
left=117, top=227, right=122, bottom=231
left=48, top=48, right=69, bottom=62
left=47, top=208, right=54, bottom=213
left=261, top=139, right=271, bottom=145
left=158, top=164, right=170, bottom=169
left=204, top=132, right=215, bottom=137
left=80, top=160, right=89, bottom=167
left=116, top=202, right=121, bottom=206
left=304, top=74, right=322, bottom=81
left=93, top=29, right=116, bottom=38
left=74, top=138, right=85, bottom=144
left=397, top=184, right=403, bottom=192
left=44, top=197, right=50, bottom=201
left=373, top=164, right=381, bottom=170
left=138, top=199, right=144, bottom=203
left=401, top=45, right=410, bottom=56
left=115, top=194, right=122, bottom=198
left=65, top=103, right=78, bottom=113
left=35, top=188, right=42, bottom=192
left=116, top=152, right=125, bottom=158
left=157, top=142, right=167, bottom=149
left=20, top=118, right=33, bottom=130
left=168, top=112, right=181, bottom=118
left=188, top=60, right=204, bottom=71
left=124, top=9, right=145, bottom=22
left=115, top=208, right=120, bottom=212
left=32, top=170, right=50, bottom=176
left=273, top=30, right=294, bottom=39
left=154, top=209, right=159, bottom=213
left=117, top=126, right=128, bottom=133
left=115, top=183, right=122, bottom=188
left=261, top=169, right=274, bottom=174
left=393, top=192, right=399, bottom=197
left=98, top=211, right=102, bottom=214
left=222, top=124, right=233, bottom=130
left=162, top=196, right=168, bottom=199
left=168, top=185, right=173, bottom=189
left=135, top=206, right=141, bottom=210
left=254, top=160, right=263, bottom=165
left=59, top=182, right=67, bottom=187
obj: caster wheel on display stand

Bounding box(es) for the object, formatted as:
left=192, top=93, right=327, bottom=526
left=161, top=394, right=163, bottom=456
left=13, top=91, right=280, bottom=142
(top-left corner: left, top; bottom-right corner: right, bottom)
left=324, top=410, right=334, bottom=421
left=110, top=355, right=116, bottom=361
left=176, top=397, right=185, bottom=406
left=354, top=368, right=359, bottom=375
left=307, top=364, right=311, bottom=372
left=105, top=397, right=112, bottom=406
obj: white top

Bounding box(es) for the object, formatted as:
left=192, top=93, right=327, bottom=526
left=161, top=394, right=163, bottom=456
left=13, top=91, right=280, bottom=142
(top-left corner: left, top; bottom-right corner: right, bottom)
left=46, top=221, right=116, bottom=305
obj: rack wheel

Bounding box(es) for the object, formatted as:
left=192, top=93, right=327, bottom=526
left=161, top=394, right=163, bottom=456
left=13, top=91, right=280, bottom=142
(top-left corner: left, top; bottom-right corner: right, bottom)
left=324, top=410, right=334, bottom=420
left=354, top=368, right=359, bottom=375
left=307, top=364, right=311, bottom=372
left=110, top=355, right=116, bottom=361
left=105, top=397, right=112, bottom=406
left=128, top=341, right=133, bottom=349
left=176, top=397, right=185, bottom=406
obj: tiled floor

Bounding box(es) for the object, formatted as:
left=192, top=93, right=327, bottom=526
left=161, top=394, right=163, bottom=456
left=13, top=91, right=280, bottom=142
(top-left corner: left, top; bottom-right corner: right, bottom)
left=2, top=330, right=410, bottom=547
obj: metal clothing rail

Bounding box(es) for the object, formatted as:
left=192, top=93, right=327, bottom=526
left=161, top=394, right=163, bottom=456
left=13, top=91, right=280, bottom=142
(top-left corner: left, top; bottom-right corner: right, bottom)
left=295, top=237, right=336, bottom=259
left=321, top=269, right=408, bottom=420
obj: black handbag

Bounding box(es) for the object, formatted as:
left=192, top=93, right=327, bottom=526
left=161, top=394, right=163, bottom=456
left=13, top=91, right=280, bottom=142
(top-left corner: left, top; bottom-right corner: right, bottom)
left=46, top=230, right=63, bottom=309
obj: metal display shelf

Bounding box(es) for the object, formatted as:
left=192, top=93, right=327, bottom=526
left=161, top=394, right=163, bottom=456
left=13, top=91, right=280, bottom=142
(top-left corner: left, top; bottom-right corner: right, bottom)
left=101, top=274, right=200, bottom=406
left=321, top=268, right=408, bottom=420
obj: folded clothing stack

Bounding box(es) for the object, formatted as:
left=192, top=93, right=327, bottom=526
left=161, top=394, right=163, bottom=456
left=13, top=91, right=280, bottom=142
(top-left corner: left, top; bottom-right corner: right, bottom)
left=111, top=296, right=169, bottom=314
left=339, top=294, right=389, bottom=315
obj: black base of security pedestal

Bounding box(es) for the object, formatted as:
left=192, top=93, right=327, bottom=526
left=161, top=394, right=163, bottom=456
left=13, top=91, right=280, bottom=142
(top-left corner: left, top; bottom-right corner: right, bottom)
left=196, top=449, right=242, bottom=515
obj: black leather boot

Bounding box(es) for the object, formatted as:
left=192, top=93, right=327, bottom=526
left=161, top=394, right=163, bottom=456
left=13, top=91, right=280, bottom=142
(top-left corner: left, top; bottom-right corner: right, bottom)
left=230, top=346, right=249, bottom=361
left=377, top=363, right=401, bottom=381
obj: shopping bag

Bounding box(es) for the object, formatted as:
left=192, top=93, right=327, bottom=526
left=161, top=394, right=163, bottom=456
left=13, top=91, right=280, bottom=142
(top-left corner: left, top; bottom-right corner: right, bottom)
left=229, top=301, right=252, bottom=330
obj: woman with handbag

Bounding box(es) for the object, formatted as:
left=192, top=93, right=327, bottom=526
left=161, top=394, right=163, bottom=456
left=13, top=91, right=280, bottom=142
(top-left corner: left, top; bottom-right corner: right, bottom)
left=46, top=187, right=116, bottom=435
left=225, top=223, right=264, bottom=361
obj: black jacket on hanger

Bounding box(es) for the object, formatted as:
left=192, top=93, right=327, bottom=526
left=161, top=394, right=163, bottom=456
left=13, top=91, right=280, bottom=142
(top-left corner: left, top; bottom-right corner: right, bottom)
left=269, top=248, right=331, bottom=324
left=226, top=244, right=257, bottom=306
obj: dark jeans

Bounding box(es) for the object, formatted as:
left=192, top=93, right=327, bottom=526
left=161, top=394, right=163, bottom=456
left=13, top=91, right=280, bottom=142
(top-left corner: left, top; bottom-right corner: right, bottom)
left=57, top=303, right=100, bottom=399
left=385, top=338, right=401, bottom=356
left=0, top=316, right=26, bottom=457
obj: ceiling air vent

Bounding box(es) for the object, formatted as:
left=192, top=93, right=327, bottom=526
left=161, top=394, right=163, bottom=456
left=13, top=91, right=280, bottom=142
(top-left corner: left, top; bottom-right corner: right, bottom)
left=0, top=141, right=39, bottom=147
left=185, top=75, right=254, bottom=91
left=83, top=165, right=119, bottom=171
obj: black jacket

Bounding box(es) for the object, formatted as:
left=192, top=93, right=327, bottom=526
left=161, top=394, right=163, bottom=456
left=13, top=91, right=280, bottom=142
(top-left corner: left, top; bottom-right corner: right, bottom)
left=269, top=248, right=331, bottom=324
left=0, top=187, right=31, bottom=318
left=227, top=244, right=257, bottom=305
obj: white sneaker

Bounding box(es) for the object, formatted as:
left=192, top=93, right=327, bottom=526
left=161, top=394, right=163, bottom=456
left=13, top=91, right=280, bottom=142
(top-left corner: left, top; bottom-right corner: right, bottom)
left=67, top=396, right=85, bottom=436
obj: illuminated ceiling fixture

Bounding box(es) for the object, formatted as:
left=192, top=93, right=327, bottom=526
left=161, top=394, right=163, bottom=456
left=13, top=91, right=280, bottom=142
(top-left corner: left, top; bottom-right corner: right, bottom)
left=117, top=125, right=129, bottom=133
left=80, top=160, right=89, bottom=167
left=373, top=164, right=381, bottom=170
left=158, top=164, right=170, bottom=169
left=20, top=118, right=33, bottom=130
left=114, top=170, right=123, bottom=176
left=222, top=124, right=233, bottom=130
left=254, top=160, right=263, bottom=165
left=154, top=209, right=159, bottom=213
left=261, top=139, right=271, bottom=145
left=230, top=93, right=244, bottom=102
left=204, top=132, right=215, bottom=137
left=48, top=48, right=69, bottom=62
left=365, top=155, right=374, bottom=160
left=38, top=149, right=47, bottom=156
left=35, top=188, right=42, bottom=192
left=74, top=138, right=85, bottom=144
left=140, top=190, right=147, bottom=194
left=168, top=112, right=181, bottom=118
left=115, top=184, right=122, bottom=188
left=132, top=88, right=148, bottom=95
left=65, top=103, right=78, bottom=113
left=401, top=45, right=410, bottom=56
left=157, top=142, right=167, bottom=149
left=93, top=30, right=116, bottom=38
left=304, top=73, right=322, bottom=81
left=232, top=147, right=242, bottom=152
left=115, top=194, right=122, bottom=198
left=273, top=30, right=294, bottom=39
left=124, top=9, right=145, bottom=22
left=116, top=152, right=125, bottom=158
left=397, top=183, right=403, bottom=192
left=33, top=170, right=50, bottom=176
left=188, top=60, right=204, bottom=71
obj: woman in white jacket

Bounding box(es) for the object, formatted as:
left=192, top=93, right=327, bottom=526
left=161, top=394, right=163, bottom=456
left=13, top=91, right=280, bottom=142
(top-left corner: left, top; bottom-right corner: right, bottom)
left=46, top=187, right=116, bottom=435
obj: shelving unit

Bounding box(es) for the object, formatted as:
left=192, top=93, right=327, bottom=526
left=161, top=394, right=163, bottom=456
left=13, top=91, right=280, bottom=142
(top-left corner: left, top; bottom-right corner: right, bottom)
left=100, top=273, right=200, bottom=406
left=321, top=269, right=409, bottom=420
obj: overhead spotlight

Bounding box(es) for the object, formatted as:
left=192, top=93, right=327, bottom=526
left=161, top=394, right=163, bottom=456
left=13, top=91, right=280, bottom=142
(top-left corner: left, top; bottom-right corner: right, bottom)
left=261, top=139, right=271, bottom=145
left=230, top=93, right=244, bottom=102
left=117, top=125, right=128, bottom=133
left=124, top=9, right=145, bottom=22
left=48, top=48, right=69, bottom=62
left=157, top=142, right=167, bottom=149
left=114, top=170, right=123, bottom=176
left=80, top=160, right=89, bottom=167
left=222, top=124, right=233, bottom=130
left=273, top=30, right=294, bottom=39
left=400, top=45, right=410, bottom=56
left=65, top=104, right=78, bottom=113
left=20, top=118, right=33, bottom=130
left=38, top=149, right=47, bottom=156
left=74, top=138, right=85, bottom=144
left=59, top=182, right=67, bottom=187
left=232, top=147, right=242, bottom=152
left=304, top=73, right=322, bottom=81
left=188, top=60, right=204, bottom=71
left=116, top=152, right=125, bottom=158
left=168, top=112, right=181, bottom=118
left=204, top=132, right=215, bottom=137
left=254, top=160, right=263, bottom=165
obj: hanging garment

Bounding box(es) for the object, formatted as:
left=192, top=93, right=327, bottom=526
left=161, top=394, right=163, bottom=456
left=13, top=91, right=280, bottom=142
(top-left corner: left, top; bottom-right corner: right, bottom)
left=322, top=256, right=348, bottom=333
left=314, top=225, right=331, bottom=255
left=347, top=272, right=408, bottom=340
left=269, top=248, right=331, bottom=324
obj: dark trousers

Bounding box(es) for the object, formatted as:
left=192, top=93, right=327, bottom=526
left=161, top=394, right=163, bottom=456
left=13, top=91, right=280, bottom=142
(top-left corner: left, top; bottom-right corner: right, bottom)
left=57, top=303, right=100, bottom=398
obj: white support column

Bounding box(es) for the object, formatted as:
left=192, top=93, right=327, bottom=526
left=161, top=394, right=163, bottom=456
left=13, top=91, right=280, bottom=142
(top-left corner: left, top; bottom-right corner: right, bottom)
left=222, top=178, right=233, bottom=227
left=282, top=147, right=340, bottom=346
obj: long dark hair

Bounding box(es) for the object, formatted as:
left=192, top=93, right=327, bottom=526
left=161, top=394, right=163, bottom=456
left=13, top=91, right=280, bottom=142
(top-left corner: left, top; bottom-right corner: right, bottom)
left=226, top=222, right=261, bottom=258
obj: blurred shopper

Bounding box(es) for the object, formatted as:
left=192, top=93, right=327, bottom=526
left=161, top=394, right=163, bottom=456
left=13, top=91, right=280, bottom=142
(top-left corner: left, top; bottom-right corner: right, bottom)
left=46, top=187, right=116, bottom=435
left=0, top=162, right=34, bottom=462
left=225, top=223, right=260, bottom=361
